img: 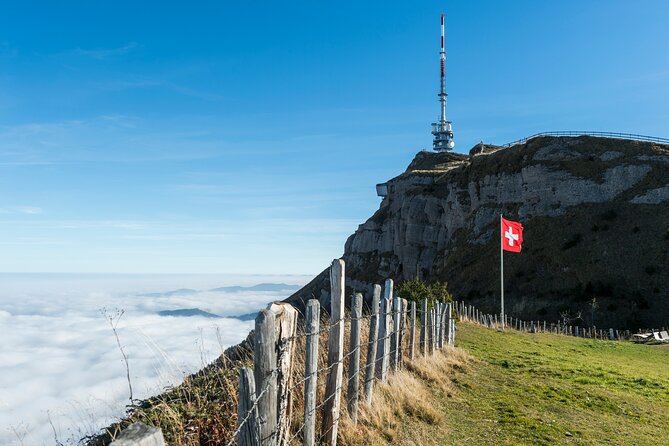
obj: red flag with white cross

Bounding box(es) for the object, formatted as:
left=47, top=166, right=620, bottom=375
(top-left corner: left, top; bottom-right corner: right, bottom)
left=501, top=217, right=523, bottom=253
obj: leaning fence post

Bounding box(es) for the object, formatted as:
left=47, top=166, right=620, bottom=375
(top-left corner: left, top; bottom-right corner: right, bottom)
left=254, top=309, right=277, bottom=446
left=347, top=293, right=363, bottom=424
left=410, top=301, right=416, bottom=360
left=364, top=284, right=381, bottom=405
left=238, top=367, right=261, bottom=446
left=322, top=259, right=345, bottom=446
left=303, top=300, right=320, bottom=446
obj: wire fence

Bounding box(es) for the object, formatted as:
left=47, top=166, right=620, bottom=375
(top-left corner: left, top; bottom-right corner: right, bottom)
left=501, top=131, right=669, bottom=148
left=110, top=259, right=457, bottom=446
left=454, top=300, right=637, bottom=341
left=225, top=259, right=456, bottom=446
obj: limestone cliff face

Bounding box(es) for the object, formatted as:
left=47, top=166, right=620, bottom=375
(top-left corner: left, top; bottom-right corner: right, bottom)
left=288, top=136, right=669, bottom=329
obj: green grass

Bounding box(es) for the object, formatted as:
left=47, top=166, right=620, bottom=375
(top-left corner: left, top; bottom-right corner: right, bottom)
left=396, top=323, right=669, bottom=445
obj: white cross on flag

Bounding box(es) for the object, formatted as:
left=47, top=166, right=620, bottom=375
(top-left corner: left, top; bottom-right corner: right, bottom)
left=501, top=217, right=524, bottom=253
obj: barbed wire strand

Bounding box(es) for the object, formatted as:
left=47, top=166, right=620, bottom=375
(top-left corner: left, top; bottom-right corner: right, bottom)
left=229, top=304, right=447, bottom=446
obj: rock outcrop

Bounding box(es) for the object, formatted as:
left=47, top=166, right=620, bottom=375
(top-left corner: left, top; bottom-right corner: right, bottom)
left=287, top=136, right=669, bottom=329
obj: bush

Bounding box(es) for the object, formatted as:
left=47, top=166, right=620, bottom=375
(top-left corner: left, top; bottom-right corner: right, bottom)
left=397, top=278, right=453, bottom=307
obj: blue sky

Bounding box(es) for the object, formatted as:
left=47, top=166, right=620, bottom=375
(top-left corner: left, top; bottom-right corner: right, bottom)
left=0, top=1, right=667, bottom=274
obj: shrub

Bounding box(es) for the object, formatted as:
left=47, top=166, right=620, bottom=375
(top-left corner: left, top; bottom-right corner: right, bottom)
left=397, top=278, right=453, bottom=307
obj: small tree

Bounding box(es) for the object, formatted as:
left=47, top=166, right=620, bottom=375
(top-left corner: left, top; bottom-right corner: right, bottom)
left=589, top=297, right=599, bottom=327
left=560, top=310, right=583, bottom=326
left=397, top=278, right=453, bottom=307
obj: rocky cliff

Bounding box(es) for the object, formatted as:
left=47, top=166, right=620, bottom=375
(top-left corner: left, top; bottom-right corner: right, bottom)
left=287, top=136, right=669, bottom=329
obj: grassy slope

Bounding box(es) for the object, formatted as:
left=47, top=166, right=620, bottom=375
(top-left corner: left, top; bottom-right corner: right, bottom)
left=348, top=323, right=669, bottom=446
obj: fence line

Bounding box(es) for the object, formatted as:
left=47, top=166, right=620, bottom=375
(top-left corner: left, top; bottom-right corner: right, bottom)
left=113, top=259, right=457, bottom=446
left=501, top=131, right=669, bottom=147
left=452, top=300, right=641, bottom=341
left=229, top=260, right=455, bottom=446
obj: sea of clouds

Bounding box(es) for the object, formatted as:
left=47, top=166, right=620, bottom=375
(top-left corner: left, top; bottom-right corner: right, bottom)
left=0, top=273, right=311, bottom=445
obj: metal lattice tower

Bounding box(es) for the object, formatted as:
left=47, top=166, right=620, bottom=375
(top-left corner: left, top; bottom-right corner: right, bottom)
left=431, top=14, right=455, bottom=151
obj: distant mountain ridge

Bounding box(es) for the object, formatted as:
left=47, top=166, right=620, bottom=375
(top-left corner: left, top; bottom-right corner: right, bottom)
left=156, top=308, right=261, bottom=321
left=210, top=283, right=301, bottom=293
left=140, top=282, right=301, bottom=298
left=157, top=308, right=222, bottom=318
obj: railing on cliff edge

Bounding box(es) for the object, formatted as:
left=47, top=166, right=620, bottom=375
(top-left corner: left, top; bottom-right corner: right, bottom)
left=502, top=131, right=669, bottom=147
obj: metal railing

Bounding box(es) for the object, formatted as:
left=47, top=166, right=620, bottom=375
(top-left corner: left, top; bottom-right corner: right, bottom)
left=502, top=131, right=669, bottom=147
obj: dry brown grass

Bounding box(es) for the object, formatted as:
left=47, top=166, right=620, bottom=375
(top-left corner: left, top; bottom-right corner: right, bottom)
left=338, top=347, right=473, bottom=446
left=88, top=309, right=472, bottom=446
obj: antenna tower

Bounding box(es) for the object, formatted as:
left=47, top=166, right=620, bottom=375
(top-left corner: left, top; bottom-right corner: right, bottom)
left=431, top=13, right=455, bottom=151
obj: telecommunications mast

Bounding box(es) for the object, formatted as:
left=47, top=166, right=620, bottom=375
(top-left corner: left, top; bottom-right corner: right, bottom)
left=431, top=13, right=455, bottom=151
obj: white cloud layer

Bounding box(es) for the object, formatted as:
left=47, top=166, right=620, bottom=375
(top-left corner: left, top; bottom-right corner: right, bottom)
left=0, top=273, right=310, bottom=445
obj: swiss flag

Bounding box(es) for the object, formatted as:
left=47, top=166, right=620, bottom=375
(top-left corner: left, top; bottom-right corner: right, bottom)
left=502, top=217, right=524, bottom=253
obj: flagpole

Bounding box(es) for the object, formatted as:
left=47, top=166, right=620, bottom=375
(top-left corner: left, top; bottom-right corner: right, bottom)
left=500, top=214, right=504, bottom=329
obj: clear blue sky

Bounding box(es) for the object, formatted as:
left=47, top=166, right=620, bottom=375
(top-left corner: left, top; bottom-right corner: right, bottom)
left=0, top=1, right=667, bottom=274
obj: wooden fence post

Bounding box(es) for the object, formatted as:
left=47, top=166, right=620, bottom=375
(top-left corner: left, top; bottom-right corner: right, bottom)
left=391, top=293, right=400, bottom=371
left=399, top=298, right=408, bottom=367
left=446, top=303, right=453, bottom=346
left=382, top=279, right=393, bottom=380
left=266, top=302, right=298, bottom=446
left=433, top=308, right=438, bottom=353
left=441, top=302, right=447, bottom=348
left=451, top=303, right=455, bottom=345
left=434, top=308, right=439, bottom=351
left=375, top=292, right=387, bottom=378
left=303, top=300, right=320, bottom=446
left=436, top=302, right=442, bottom=349
left=109, top=423, right=166, bottom=446
left=254, top=309, right=278, bottom=446
left=238, top=367, right=261, bottom=446
left=426, top=308, right=431, bottom=355
left=322, top=259, right=345, bottom=446
left=420, top=298, right=428, bottom=357
left=428, top=308, right=434, bottom=355
left=347, top=293, right=363, bottom=424
left=364, top=285, right=381, bottom=405
left=410, top=301, right=416, bottom=360
left=376, top=279, right=393, bottom=382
